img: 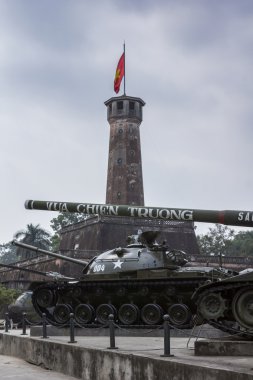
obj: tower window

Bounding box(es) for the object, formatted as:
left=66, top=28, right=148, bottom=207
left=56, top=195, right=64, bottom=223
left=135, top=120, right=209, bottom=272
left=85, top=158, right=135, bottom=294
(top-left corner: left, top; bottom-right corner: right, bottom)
left=117, top=158, right=122, bottom=165
left=109, top=104, right=112, bottom=114
left=129, top=101, right=135, bottom=110
left=117, top=101, right=123, bottom=110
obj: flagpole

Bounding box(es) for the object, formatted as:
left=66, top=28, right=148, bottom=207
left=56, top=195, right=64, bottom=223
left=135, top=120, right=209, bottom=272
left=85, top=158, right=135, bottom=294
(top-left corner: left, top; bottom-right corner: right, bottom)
left=123, top=41, right=126, bottom=95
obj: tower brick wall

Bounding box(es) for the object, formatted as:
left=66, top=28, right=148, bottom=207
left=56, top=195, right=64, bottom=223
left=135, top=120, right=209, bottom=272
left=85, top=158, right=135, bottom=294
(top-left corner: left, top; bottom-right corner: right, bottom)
left=105, top=95, right=145, bottom=206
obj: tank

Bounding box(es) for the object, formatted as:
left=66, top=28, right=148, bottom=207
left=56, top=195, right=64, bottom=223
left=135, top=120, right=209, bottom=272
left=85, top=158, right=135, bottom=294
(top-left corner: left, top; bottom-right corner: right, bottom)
left=8, top=291, right=39, bottom=326
left=1, top=248, right=86, bottom=325
left=22, top=199, right=253, bottom=338
left=192, top=268, right=253, bottom=339
left=13, top=233, right=238, bottom=331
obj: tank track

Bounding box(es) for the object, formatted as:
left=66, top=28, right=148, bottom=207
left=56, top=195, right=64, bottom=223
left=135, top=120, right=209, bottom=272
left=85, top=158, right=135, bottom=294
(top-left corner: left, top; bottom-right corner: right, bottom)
left=195, top=283, right=253, bottom=340
left=32, top=278, right=208, bottom=329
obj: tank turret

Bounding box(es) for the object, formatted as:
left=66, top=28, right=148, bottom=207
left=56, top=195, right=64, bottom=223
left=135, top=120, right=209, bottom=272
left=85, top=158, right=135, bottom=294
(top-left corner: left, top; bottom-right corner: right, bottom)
left=82, top=230, right=189, bottom=279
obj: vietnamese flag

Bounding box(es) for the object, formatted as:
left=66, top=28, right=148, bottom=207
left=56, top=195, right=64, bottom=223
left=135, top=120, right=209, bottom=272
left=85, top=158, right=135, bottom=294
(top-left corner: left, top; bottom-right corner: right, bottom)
left=114, top=53, right=125, bottom=94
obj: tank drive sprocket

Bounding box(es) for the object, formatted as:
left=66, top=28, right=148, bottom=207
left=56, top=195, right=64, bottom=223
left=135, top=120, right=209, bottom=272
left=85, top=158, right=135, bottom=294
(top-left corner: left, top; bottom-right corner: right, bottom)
left=232, top=287, right=253, bottom=330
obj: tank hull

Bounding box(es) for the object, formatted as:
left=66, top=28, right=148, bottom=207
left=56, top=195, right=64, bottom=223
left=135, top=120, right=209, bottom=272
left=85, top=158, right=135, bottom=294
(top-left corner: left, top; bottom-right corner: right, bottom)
left=192, top=270, right=253, bottom=339
left=32, top=265, right=233, bottom=329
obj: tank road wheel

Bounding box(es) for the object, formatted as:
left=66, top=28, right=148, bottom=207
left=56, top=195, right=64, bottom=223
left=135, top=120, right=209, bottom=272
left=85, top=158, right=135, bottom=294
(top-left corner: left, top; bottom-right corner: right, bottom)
left=53, top=304, right=72, bottom=324
left=36, top=288, right=56, bottom=308
left=232, top=288, right=253, bottom=330
left=168, top=304, right=192, bottom=326
left=96, top=304, right=116, bottom=325
left=141, top=304, right=163, bottom=325
left=118, top=304, right=139, bottom=325
left=198, top=293, right=226, bottom=321
left=75, top=304, right=95, bottom=325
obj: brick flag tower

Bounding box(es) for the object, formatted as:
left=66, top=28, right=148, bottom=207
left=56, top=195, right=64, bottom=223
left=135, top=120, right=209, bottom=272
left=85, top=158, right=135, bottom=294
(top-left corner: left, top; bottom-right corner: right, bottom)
left=105, top=95, right=145, bottom=206
left=59, top=95, right=199, bottom=256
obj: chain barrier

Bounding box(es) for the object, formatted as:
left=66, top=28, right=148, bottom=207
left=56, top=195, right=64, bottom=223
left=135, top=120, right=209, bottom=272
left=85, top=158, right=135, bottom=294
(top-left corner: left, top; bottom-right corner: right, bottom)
left=112, top=321, right=163, bottom=335
left=41, top=313, right=48, bottom=339
left=4, top=310, right=252, bottom=357
left=160, top=315, right=174, bottom=357
left=107, top=314, right=118, bottom=349
left=4, top=313, right=10, bottom=333
left=68, top=313, right=77, bottom=343
left=73, top=318, right=108, bottom=330
left=21, top=313, right=28, bottom=335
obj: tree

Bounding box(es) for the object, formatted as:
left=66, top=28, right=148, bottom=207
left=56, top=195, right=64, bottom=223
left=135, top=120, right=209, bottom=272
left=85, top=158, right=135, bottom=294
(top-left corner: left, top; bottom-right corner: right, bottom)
left=50, top=212, right=88, bottom=233
left=197, top=224, right=235, bottom=257
left=50, top=212, right=88, bottom=251
left=0, top=285, right=20, bottom=318
left=14, top=223, right=51, bottom=259
left=0, top=242, right=19, bottom=264
left=228, top=230, right=253, bottom=257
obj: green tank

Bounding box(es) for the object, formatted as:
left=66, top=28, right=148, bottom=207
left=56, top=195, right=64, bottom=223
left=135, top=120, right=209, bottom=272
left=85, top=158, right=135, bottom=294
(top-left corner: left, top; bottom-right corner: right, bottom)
left=1, top=256, right=77, bottom=326
left=22, top=199, right=253, bottom=338
left=8, top=291, right=39, bottom=326
left=192, top=268, right=253, bottom=338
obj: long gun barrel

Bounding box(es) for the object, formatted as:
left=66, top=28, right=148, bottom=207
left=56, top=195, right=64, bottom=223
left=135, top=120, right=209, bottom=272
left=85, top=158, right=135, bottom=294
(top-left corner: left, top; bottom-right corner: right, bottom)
left=0, top=262, right=54, bottom=277
left=12, top=240, right=88, bottom=266
left=25, top=199, right=253, bottom=228
left=0, top=262, right=75, bottom=280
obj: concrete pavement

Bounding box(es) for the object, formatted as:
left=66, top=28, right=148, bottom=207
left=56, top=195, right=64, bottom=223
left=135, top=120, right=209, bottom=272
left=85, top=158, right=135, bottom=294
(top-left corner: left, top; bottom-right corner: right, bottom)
left=0, top=354, right=78, bottom=380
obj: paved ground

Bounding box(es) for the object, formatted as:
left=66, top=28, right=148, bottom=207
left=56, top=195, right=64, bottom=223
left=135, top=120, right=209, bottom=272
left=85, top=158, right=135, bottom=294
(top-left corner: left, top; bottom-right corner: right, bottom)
left=0, top=354, right=77, bottom=380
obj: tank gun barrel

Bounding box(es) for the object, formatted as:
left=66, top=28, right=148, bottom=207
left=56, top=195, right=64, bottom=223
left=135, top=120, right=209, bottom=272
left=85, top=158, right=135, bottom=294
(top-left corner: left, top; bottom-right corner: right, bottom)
left=0, top=262, right=74, bottom=280
left=25, top=199, right=253, bottom=228
left=12, top=240, right=87, bottom=266
left=0, top=262, right=51, bottom=277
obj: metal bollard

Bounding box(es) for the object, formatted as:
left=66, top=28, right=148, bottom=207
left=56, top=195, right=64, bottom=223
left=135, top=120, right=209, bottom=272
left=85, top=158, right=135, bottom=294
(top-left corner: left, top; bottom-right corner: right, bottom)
left=160, top=314, right=174, bottom=357
left=21, top=312, right=27, bottom=336
left=4, top=313, right=9, bottom=333
left=68, top=313, right=77, bottom=343
left=107, top=314, right=118, bottom=349
left=41, top=313, right=49, bottom=339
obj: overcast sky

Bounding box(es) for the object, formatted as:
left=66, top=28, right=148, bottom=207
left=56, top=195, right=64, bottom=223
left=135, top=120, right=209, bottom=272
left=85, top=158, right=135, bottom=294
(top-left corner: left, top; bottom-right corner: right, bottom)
left=1, top=0, right=253, bottom=244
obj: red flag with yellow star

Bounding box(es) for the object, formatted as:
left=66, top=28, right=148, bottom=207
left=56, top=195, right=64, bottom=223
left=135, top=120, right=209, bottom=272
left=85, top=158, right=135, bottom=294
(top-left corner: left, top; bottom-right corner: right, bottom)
left=114, top=53, right=125, bottom=94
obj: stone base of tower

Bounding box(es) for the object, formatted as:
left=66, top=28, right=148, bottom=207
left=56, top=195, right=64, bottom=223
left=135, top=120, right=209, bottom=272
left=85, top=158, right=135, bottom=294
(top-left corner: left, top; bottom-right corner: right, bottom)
left=59, top=216, right=199, bottom=258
